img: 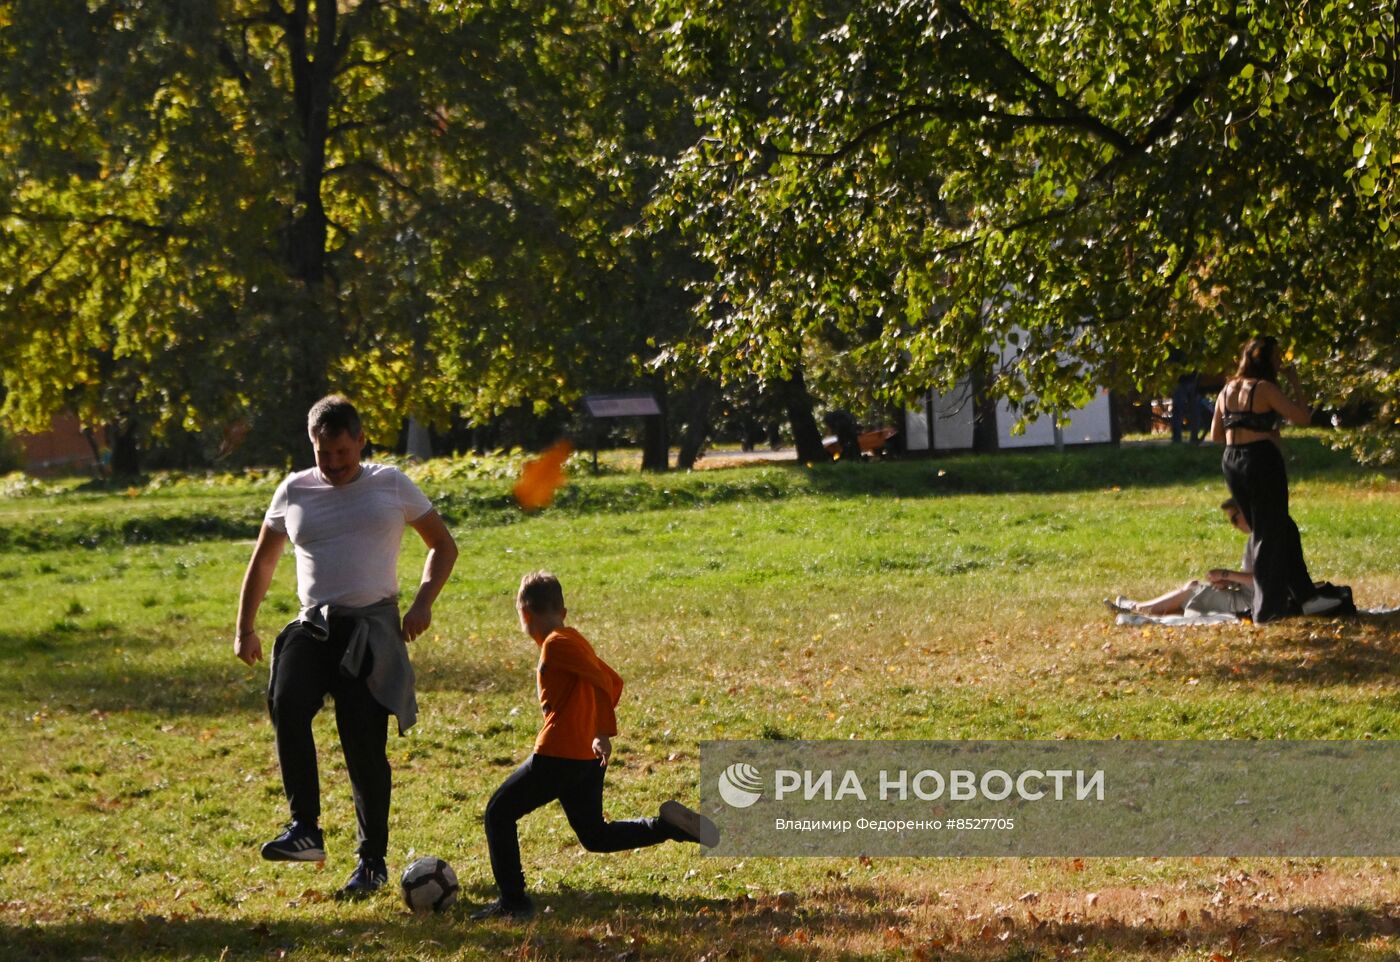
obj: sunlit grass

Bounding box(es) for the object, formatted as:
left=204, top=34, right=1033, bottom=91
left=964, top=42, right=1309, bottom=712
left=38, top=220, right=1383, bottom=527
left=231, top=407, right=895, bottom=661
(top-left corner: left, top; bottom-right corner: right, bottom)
left=2, top=438, right=1397, bottom=960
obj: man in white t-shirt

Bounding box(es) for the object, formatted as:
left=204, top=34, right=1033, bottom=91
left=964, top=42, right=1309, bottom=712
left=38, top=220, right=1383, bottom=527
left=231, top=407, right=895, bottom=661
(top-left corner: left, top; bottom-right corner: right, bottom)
left=234, top=395, right=458, bottom=898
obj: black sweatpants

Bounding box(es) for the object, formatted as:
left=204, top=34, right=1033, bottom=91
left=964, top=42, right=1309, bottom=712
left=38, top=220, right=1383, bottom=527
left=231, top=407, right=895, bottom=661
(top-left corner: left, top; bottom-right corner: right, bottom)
left=483, top=753, right=679, bottom=902
left=267, top=617, right=391, bottom=859
left=1222, top=441, right=1315, bottom=622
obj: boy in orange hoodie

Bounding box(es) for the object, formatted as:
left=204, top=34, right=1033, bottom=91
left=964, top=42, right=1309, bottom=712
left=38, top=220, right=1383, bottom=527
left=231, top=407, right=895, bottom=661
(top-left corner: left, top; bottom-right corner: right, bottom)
left=473, top=571, right=718, bottom=919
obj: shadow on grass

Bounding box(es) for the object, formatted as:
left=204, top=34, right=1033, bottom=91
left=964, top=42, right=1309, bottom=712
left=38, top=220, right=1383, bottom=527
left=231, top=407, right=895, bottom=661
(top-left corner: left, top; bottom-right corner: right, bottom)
left=0, top=624, right=514, bottom=718
left=5, top=886, right=1397, bottom=961
left=0, top=509, right=262, bottom=551
left=411, top=654, right=529, bottom=698
left=0, top=626, right=254, bottom=717
left=802, top=436, right=1380, bottom=501
left=5, top=438, right=1384, bottom=550
left=1203, top=612, right=1400, bottom=687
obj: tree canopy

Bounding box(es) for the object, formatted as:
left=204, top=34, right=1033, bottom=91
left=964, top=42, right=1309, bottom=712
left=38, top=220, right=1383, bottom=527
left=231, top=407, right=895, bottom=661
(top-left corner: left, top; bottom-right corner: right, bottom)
left=2, top=0, right=1397, bottom=469
left=656, top=0, right=1400, bottom=456
left=0, top=0, right=697, bottom=469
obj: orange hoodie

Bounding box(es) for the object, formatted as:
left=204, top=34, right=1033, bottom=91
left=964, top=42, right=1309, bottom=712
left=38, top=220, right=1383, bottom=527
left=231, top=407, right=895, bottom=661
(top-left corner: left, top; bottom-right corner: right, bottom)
left=533, top=626, right=623, bottom=760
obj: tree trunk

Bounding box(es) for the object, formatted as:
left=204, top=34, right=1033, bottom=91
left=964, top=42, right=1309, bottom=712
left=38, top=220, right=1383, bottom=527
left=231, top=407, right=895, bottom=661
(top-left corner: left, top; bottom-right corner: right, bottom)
left=108, top=417, right=143, bottom=477
left=773, top=365, right=830, bottom=463
left=641, top=377, right=669, bottom=472
left=278, top=0, right=340, bottom=465
left=970, top=354, right=1000, bottom=453
left=285, top=0, right=335, bottom=290
left=81, top=425, right=109, bottom=478
left=676, top=380, right=716, bottom=470
left=885, top=402, right=906, bottom=456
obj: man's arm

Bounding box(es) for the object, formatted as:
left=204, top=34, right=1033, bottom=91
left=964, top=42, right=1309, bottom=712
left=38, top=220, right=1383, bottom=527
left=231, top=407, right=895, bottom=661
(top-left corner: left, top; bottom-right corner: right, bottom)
left=402, top=509, right=458, bottom=642
left=234, top=524, right=289, bottom=665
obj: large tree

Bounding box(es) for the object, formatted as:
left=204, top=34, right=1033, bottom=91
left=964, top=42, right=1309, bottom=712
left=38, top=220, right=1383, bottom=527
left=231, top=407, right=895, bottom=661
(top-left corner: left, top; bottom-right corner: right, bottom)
left=656, top=0, right=1400, bottom=458
left=0, top=0, right=701, bottom=471
left=1, top=0, right=463, bottom=468
left=419, top=0, right=703, bottom=470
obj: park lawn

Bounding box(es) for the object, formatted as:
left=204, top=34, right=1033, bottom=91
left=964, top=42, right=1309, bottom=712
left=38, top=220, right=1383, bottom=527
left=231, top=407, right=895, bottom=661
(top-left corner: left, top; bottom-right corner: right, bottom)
left=1, top=436, right=1397, bottom=961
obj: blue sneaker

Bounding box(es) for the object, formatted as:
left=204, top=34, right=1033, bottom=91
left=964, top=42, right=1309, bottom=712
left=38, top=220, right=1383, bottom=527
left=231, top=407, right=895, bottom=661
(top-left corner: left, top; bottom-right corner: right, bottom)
left=260, top=821, right=325, bottom=862
left=339, top=857, right=388, bottom=899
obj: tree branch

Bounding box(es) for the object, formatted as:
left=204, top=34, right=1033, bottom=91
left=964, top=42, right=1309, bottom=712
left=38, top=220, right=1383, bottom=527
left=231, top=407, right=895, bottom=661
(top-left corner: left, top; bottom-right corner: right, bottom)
left=10, top=236, right=80, bottom=301
left=767, top=100, right=1135, bottom=166
left=323, top=159, right=421, bottom=200
left=1133, top=39, right=1252, bottom=152
left=942, top=0, right=1135, bottom=153
left=217, top=40, right=252, bottom=90
left=0, top=208, right=174, bottom=236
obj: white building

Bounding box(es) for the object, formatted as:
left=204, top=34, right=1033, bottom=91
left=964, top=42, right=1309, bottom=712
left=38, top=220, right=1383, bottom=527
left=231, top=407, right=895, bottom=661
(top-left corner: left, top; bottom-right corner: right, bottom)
left=904, top=381, right=1114, bottom=451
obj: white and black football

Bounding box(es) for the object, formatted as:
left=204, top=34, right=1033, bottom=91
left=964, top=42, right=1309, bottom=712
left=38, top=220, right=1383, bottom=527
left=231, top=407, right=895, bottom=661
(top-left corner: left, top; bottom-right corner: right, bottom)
left=400, top=856, right=460, bottom=913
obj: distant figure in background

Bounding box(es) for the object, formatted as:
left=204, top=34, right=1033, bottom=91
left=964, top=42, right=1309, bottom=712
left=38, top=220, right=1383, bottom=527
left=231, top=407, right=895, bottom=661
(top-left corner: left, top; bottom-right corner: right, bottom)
left=823, top=409, right=862, bottom=462
left=1107, top=499, right=1254, bottom=617
left=1171, top=372, right=1204, bottom=444
left=1210, top=337, right=1340, bottom=622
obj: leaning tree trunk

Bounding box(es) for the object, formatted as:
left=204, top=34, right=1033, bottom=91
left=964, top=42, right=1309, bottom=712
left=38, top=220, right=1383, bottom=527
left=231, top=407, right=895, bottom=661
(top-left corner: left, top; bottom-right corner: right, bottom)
left=676, top=380, right=717, bottom=470
left=773, top=365, right=830, bottom=463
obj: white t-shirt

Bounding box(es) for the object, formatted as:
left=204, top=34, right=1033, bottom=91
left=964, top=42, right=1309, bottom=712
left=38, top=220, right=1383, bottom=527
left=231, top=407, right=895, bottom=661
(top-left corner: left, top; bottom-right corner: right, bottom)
left=264, top=463, right=434, bottom=608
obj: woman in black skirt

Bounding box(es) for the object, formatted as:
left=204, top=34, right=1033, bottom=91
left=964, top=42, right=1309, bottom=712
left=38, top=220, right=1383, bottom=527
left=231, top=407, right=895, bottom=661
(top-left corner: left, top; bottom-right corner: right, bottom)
left=1209, top=337, right=1323, bottom=622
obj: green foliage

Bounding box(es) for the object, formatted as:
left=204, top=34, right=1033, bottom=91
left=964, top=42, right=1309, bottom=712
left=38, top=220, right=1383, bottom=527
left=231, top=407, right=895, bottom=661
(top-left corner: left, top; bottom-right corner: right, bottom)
left=4, top=0, right=1399, bottom=471
left=0, top=0, right=700, bottom=468
left=655, top=0, right=1400, bottom=456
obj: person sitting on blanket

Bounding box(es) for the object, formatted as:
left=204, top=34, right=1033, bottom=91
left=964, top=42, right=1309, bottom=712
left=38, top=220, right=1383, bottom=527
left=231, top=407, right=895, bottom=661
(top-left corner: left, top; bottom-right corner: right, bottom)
left=1106, top=499, right=1255, bottom=617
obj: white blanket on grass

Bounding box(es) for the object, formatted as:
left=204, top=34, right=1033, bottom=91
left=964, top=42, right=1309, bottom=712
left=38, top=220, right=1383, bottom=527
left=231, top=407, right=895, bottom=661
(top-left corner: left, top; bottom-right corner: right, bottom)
left=1115, top=604, right=1400, bottom=627
left=1115, top=611, right=1238, bottom=627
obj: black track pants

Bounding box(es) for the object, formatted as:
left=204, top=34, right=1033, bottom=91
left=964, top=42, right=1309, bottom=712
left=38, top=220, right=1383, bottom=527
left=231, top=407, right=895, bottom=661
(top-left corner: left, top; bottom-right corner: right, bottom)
left=267, top=618, right=391, bottom=859
left=482, top=753, right=679, bottom=901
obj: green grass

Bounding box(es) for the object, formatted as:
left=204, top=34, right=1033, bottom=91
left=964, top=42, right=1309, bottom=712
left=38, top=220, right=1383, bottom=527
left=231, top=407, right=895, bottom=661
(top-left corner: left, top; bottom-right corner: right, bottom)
left=2, top=436, right=1398, bottom=960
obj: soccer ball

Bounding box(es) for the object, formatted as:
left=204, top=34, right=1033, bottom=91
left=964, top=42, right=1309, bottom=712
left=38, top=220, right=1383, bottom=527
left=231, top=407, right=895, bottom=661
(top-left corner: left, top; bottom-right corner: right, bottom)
left=400, top=856, right=459, bottom=913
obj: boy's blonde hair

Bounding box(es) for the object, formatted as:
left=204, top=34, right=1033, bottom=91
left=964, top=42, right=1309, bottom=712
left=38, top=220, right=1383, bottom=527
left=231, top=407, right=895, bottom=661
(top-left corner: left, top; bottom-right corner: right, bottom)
left=517, top=571, right=565, bottom=614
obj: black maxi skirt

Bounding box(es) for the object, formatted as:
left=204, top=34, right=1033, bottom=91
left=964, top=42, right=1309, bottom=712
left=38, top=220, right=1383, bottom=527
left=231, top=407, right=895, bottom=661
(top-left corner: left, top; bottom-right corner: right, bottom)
left=1221, top=440, right=1314, bottom=622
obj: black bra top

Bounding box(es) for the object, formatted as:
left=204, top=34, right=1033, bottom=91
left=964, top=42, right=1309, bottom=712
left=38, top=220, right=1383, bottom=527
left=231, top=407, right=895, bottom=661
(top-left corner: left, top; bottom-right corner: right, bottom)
left=1221, top=379, right=1282, bottom=433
